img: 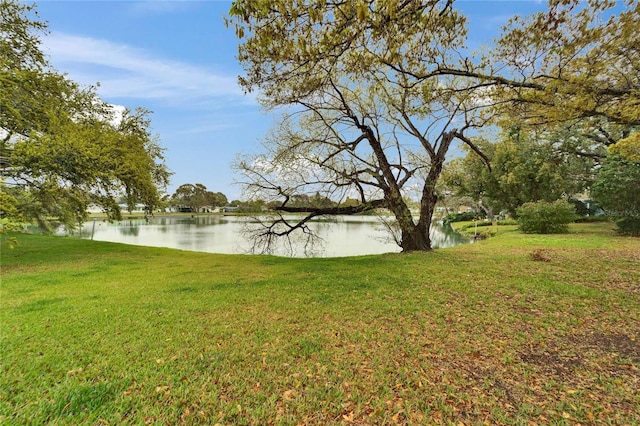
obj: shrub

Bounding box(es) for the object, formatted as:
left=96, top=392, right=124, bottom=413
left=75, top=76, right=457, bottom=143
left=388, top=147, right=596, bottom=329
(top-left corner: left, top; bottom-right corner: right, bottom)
left=614, top=217, right=640, bottom=236
left=516, top=200, right=576, bottom=234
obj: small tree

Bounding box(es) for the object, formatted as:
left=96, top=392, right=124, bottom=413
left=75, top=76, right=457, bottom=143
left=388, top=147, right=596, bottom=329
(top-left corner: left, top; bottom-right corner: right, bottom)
left=516, top=200, right=576, bottom=234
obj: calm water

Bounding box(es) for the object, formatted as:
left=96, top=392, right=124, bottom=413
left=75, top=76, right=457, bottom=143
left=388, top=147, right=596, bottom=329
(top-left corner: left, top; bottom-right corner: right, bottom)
left=78, top=215, right=470, bottom=257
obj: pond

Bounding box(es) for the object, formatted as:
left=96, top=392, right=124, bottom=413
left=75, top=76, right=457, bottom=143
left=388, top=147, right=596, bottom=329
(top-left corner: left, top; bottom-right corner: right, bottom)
left=77, top=215, right=470, bottom=257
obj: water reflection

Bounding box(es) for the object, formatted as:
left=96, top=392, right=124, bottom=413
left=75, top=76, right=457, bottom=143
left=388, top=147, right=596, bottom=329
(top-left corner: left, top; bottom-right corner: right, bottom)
left=79, top=215, right=470, bottom=257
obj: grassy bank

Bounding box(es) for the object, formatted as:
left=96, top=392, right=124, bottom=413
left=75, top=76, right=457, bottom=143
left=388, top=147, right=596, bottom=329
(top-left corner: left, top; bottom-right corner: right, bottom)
left=449, top=220, right=519, bottom=240
left=1, top=223, right=638, bottom=425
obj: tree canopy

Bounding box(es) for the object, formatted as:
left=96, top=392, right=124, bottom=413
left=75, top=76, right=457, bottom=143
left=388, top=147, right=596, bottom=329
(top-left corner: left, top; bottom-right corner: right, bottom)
left=228, top=0, right=499, bottom=252
left=591, top=155, right=640, bottom=235
left=1, top=0, right=170, bottom=232
left=443, top=127, right=597, bottom=217
left=171, top=183, right=228, bottom=212
left=609, top=132, right=640, bottom=163
left=491, top=0, right=639, bottom=128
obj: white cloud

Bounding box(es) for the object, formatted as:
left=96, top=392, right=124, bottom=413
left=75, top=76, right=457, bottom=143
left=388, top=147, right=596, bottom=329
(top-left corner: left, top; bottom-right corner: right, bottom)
left=42, top=32, right=246, bottom=105
left=106, top=103, right=127, bottom=126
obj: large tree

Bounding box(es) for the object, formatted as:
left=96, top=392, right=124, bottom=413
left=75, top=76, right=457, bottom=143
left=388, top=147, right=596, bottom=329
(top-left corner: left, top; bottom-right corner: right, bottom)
left=1, top=0, right=170, bottom=231
left=227, top=0, right=636, bottom=252
left=228, top=0, right=500, bottom=252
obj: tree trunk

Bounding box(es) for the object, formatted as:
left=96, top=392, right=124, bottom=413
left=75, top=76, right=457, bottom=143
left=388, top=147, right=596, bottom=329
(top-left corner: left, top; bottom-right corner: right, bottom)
left=400, top=130, right=456, bottom=252
left=400, top=224, right=432, bottom=252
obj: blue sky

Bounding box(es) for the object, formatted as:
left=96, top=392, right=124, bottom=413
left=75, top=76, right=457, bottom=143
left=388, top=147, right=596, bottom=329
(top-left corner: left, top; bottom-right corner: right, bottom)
left=35, top=0, right=548, bottom=201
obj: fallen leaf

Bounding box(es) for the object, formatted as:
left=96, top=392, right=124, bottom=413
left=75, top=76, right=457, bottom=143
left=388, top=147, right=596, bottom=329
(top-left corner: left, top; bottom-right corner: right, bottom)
left=342, top=412, right=354, bottom=422
left=181, top=408, right=191, bottom=420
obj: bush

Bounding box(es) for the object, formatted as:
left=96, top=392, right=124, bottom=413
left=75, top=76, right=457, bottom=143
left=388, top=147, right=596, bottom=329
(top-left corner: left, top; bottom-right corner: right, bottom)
left=614, top=217, right=640, bottom=236
left=516, top=200, right=576, bottom=234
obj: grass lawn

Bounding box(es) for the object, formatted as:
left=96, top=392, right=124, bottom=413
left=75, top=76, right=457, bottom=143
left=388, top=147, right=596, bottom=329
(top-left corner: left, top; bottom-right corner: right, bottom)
left=1, top=223, right=638, bottom=425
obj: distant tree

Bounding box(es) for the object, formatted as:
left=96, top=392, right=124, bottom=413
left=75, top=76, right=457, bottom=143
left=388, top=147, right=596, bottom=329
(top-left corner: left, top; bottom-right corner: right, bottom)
left=339, top=198, right=364, bottom=208
left=591, top=155, right=640, bottom=235
left=1, top=0, right=170, bottom=232
left=207, top=191, right=229, bottom=208
left=172, top=184, right=227, bottom=212
left=172, top=183, right=206, bottom=212
left=236, top=199, right=266, bottom=213
left=441, top=141, right=495, bottom=218
left=443, top=128, right=592, bottom=217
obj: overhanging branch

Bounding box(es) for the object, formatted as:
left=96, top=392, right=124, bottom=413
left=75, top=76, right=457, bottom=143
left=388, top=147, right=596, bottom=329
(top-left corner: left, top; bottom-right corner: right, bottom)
left=454, top=131, right=492, bottom=172
left=274, top=198, right=386, bottom=215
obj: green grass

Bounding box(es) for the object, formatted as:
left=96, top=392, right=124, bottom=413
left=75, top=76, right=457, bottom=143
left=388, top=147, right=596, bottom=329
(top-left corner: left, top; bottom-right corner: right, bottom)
left=1, top=223, right=639, bottom=425
left=450, top=219, right=519, bottom=239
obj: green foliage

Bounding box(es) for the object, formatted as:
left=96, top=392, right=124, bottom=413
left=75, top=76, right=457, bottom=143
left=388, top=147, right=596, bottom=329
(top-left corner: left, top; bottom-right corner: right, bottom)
left=591, top=155, right=640, bottom=235
left=516, top=200, right=577, bottom=234
left=493, top=0, right=640, bottom=127
left=608, top=132, right=640, bottom=163
left=613, top=217, right=640, bottom=236
left=171, top=183, right=228, bottom=212
left=1, top=0, right=170, bottom=231
left=443, top=128, right=593, bottom=217
left=234, top=199, right=266, bottom=213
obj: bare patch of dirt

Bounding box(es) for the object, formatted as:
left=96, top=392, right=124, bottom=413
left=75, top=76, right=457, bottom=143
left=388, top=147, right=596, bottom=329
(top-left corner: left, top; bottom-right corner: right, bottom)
left=519, top=348, right=583, bottom=378
left=519, top=333, right=640, bottom=378
left=570, top=332, right=640, bottom=365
